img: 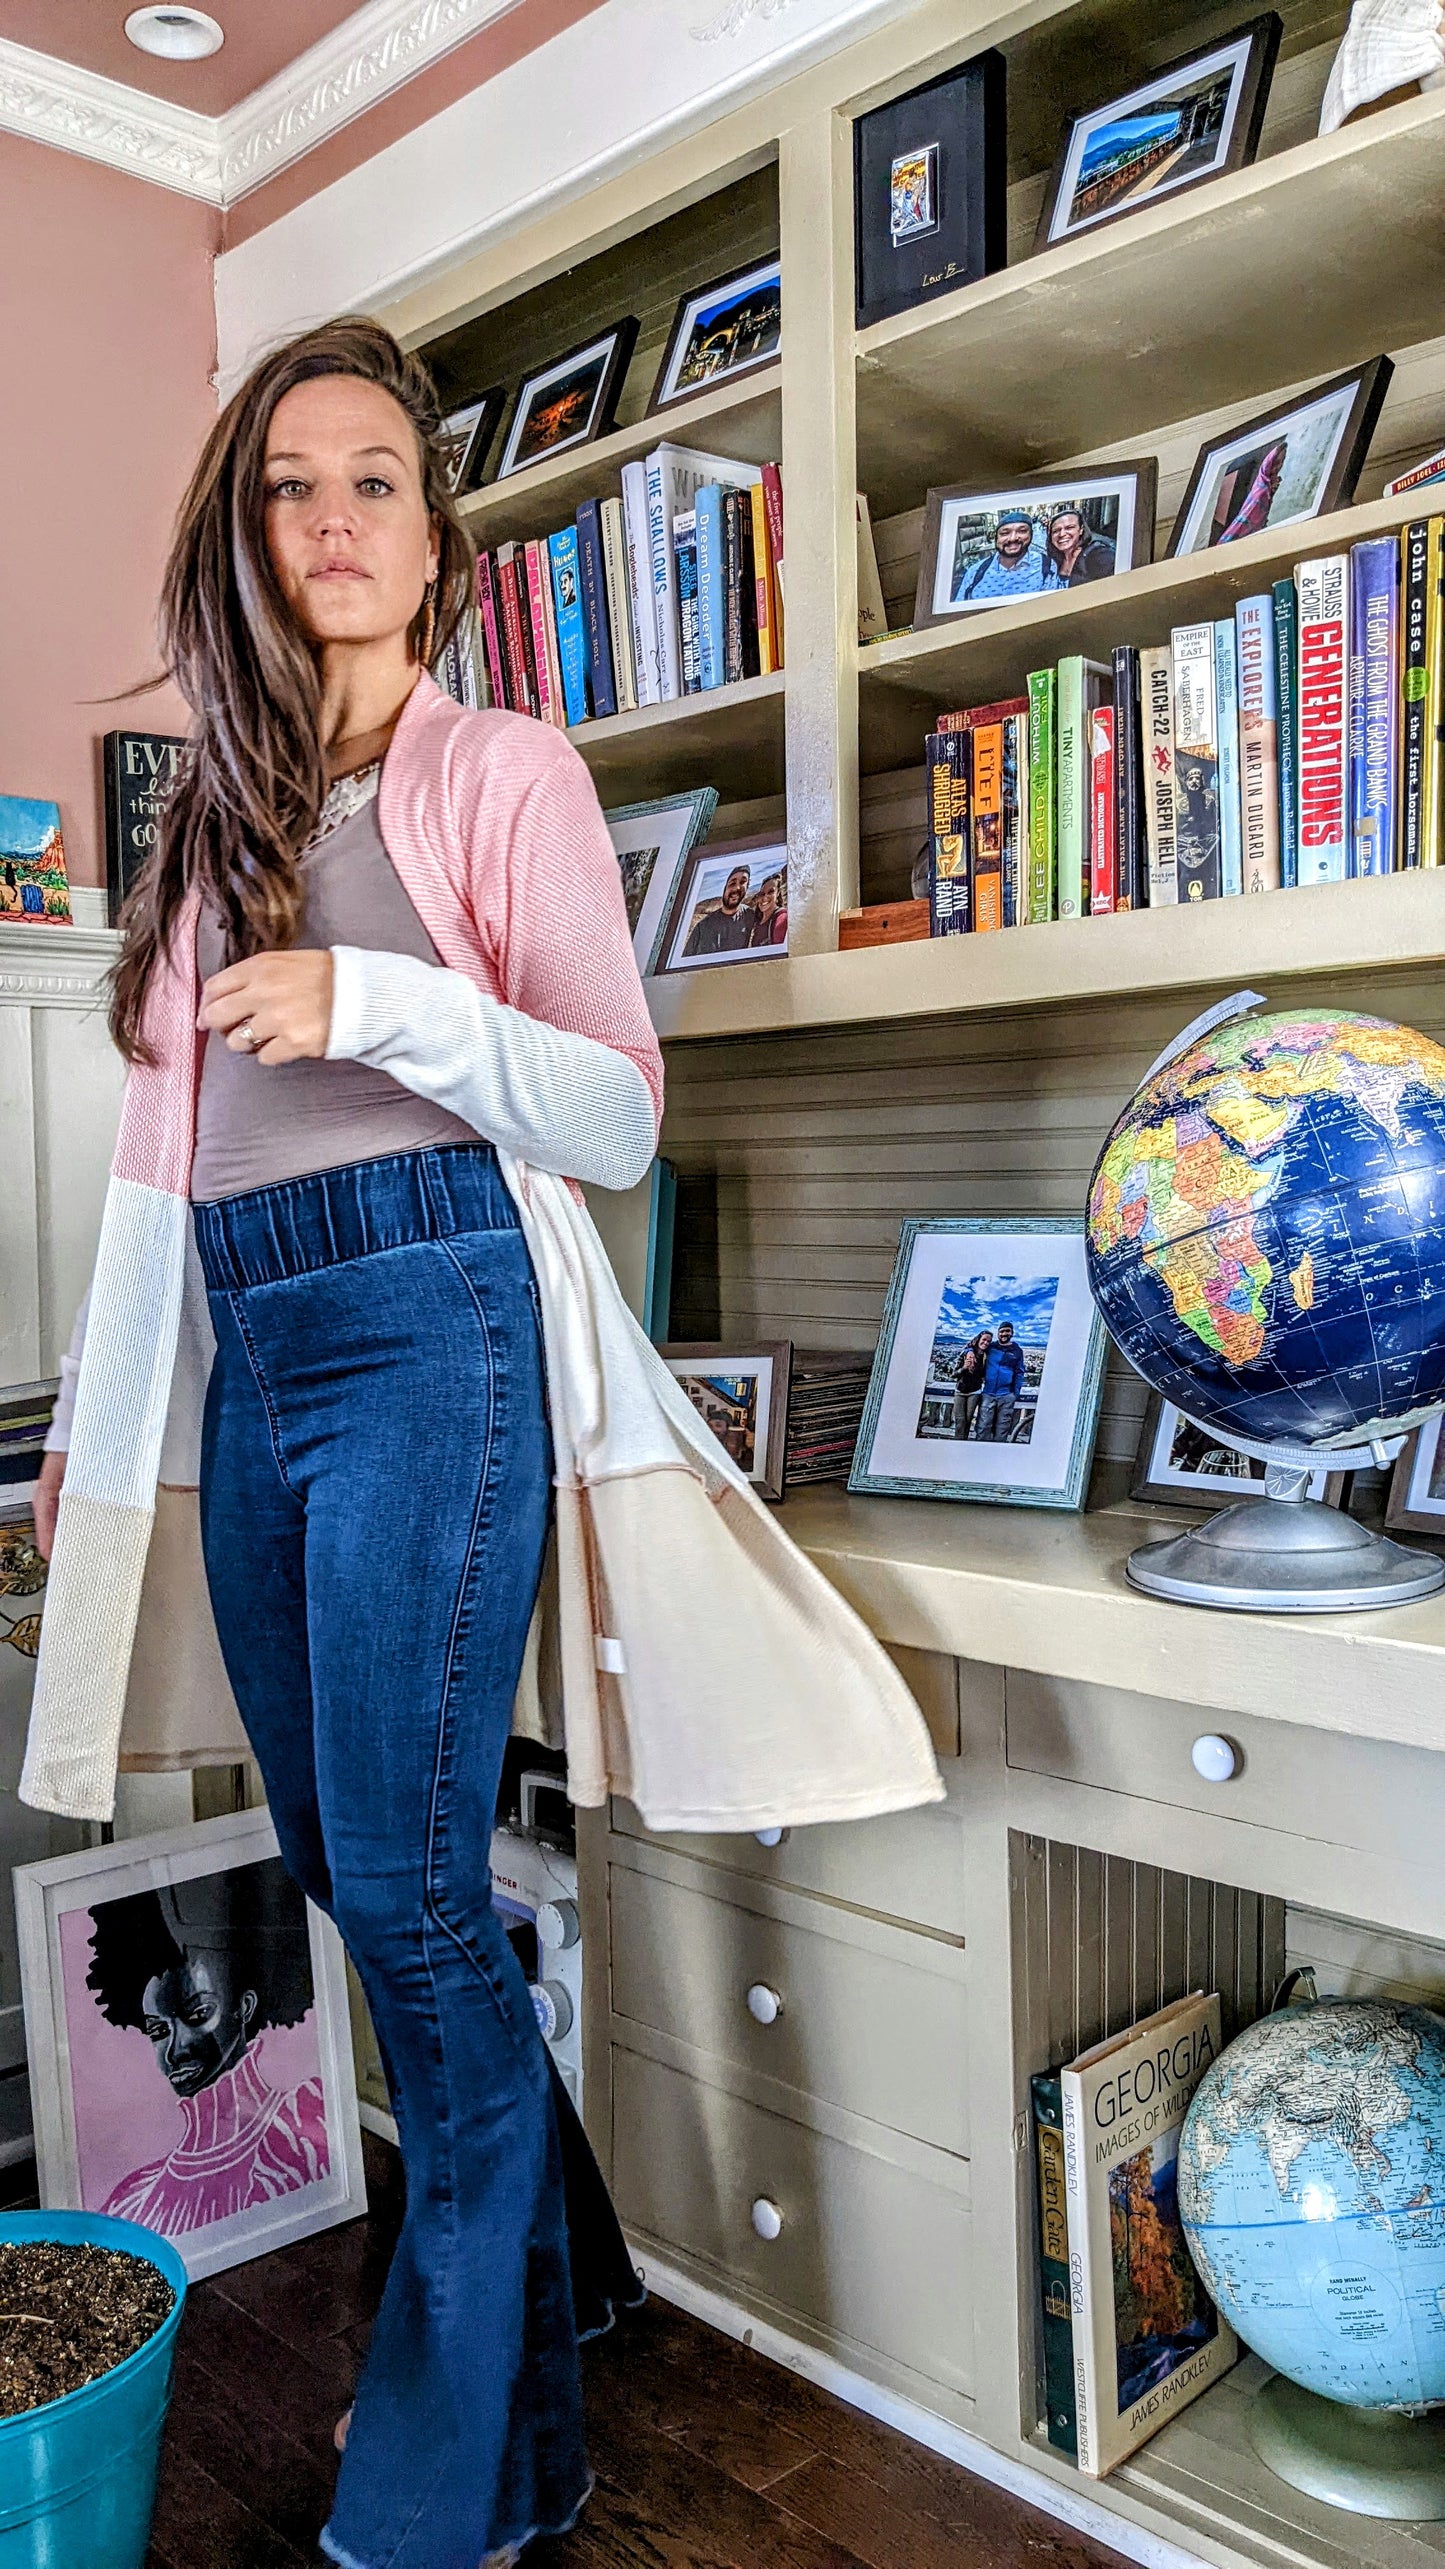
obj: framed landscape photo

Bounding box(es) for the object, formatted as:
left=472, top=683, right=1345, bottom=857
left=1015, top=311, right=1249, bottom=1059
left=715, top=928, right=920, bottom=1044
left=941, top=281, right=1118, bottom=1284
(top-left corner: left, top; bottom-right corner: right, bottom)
left=1385, top=1415, right=1445, bottom=1535
left=494, top=317, right=639, bottom=479
left=604, top=787, right=719, bottom=975
left=914, top=463, right=1156, bottom=626
left=436, top=387, right=506, bottom=495
left=648, top=256, right=781, bottom=411
left=661, top=1342, right=792, bottom=1500
left=17, top=1807, right=366, bottom=2283
left=1035, top=14, right=1282, bottom=251
left=1166, top=357, right=1394, bottom=555
left=853, top=50, right=1006, bottom=331
left=656, top=831, right=788, bottom=973
left=849, top=1216, right=1107, bottom=1508
left=1131, top=1394, right=1347, bottom=1509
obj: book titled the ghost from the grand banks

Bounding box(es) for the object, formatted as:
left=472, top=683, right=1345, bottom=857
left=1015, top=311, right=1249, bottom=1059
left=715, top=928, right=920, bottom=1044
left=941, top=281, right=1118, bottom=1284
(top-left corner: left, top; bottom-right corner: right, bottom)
left=1061, top=1993, right=1235, bottom=2475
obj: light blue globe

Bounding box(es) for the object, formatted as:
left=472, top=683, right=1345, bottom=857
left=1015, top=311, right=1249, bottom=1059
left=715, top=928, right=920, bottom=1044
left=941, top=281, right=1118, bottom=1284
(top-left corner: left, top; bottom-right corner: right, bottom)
left=1179, top=1999, right=1445, bottom=2408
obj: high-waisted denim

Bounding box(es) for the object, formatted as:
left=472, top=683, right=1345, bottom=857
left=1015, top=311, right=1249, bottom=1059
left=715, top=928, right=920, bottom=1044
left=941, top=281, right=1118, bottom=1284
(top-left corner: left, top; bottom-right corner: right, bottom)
left=192, top=1143, right=593, bottom=2569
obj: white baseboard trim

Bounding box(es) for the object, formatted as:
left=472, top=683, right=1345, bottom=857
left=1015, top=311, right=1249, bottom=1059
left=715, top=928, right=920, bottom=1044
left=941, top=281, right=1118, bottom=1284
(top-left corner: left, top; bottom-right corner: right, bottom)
left=628, top=2243, right=1206, bottom=2569
left=357, top=2100, right=399, bottom=2147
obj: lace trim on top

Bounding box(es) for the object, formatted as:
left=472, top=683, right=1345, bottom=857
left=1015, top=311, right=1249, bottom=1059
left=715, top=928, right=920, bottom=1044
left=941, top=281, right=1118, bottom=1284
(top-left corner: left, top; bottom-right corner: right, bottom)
left=303, top=760, right=381, bottom=853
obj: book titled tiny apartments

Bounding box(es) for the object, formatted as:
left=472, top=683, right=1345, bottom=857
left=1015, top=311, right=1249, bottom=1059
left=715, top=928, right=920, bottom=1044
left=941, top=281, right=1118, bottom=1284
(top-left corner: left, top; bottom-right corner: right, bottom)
left=1061, top=1994, right=1234, bottom=2476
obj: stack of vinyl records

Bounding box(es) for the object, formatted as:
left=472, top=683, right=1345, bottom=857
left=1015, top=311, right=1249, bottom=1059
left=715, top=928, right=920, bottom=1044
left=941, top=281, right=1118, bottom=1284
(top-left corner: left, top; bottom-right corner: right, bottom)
left=1, top=1380, right=58, bottom=1516
left=783, top=1352, right=873, bottom=1491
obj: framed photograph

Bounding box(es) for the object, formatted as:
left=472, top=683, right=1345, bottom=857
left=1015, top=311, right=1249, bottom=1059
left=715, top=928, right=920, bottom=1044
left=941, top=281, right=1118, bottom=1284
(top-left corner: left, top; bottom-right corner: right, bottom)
left=854, top=51, right=1006, bottom=332
left=1035, top=14, right=1282, bottom=252
left=604, top=787, right=719, bottom=975
left=661, top=1342, right=792, bottom=1501
left=1131, top=1394, right=1347, bottom=1509
left=849, top=1217, right=1107, bottom=1508
left=648, top=256, right=781, bottom=412
left=16, top=1808, right=366, bottom=2282
left=436, top=386, right=506, bottom=495
left=494, top=318, right=639, bottom=480
left=1385, top=1414, right=1445, bottom=1535
left=1166, top=357, right=1395, bottom=555
left=656, top=831, right=788, bottom=973
left=913, top=463, right=1157, bottom=627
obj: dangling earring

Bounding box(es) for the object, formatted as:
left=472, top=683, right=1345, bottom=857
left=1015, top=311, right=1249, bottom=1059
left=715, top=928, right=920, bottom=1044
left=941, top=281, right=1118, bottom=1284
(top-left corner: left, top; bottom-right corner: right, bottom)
left=419, top=577, right=438, bottom=668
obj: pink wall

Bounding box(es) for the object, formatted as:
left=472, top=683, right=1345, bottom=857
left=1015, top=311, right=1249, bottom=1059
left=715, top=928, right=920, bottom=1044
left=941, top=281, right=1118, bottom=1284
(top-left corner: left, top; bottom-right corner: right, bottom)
left=0, top=134, right=219, bottom=890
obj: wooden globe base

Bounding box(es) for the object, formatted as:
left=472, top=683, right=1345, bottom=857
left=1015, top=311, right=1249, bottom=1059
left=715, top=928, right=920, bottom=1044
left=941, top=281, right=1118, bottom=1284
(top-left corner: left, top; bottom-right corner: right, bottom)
left=1250, top=2375, right=1445, bottom=2519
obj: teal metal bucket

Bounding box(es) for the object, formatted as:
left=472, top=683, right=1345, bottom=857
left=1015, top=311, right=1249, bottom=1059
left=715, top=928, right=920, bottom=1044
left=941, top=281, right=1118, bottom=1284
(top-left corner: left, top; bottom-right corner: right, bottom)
left=0, top=2210, right=187, bottom=2568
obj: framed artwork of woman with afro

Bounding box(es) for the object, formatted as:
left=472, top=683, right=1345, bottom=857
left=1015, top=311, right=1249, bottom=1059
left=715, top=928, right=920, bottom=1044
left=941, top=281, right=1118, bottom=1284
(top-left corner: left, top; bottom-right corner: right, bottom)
left=16, top=1809, right=365, bottom=2280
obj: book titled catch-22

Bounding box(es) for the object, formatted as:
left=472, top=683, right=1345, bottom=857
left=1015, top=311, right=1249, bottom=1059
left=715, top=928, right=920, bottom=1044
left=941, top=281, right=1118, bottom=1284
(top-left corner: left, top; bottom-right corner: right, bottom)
left=1060, top=1992, right=1234, bottom=2475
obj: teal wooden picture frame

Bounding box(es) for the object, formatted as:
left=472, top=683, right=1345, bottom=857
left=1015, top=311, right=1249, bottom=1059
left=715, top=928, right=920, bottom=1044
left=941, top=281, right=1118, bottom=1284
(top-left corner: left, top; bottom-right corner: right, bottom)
left=849, top=1214, right=1107, bottom=1509
left=604, top=787, right=719, bottom=975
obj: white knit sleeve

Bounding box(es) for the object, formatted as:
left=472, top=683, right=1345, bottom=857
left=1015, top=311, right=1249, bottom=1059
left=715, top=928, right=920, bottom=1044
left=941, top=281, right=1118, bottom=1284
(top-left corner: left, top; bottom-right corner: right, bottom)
left=43, top=1280, right=93, bottom=1453
left=325, top=946, right=658, bottom=1193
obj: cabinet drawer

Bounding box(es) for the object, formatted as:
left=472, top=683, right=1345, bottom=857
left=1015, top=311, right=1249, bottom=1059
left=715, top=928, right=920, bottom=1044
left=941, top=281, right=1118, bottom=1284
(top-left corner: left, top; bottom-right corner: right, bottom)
left=1006, top=1670, right=1445, bottom=1866
left=611, top=1863, right=968, bottom=2155
left=612, top=2045, right=973, bottom=2397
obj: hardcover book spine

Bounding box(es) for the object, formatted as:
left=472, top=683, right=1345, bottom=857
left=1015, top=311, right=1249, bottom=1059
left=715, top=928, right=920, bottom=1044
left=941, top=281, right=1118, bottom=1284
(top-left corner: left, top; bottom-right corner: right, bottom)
left=1386, top=444, right=1445, bottom=498
left=737, top=483, right=759, bottom=679
left=1111, top=645, right=1143, bottom=909
left=1002, top=710, right=1027, bottom=929
left=574, top=503, right=616, bottom=722
left=1400, top=520, right=1430, bottom=867
left=540, top=537, right=567, bottom=727
left=926, top=730, right=970, bottom=936
left=1272, top=575, right=1299, bottom=886
left=475, top=552, right=510, bottom=711
left=1057, top=658, right=1088, bottom=918
left=522, top=541, right=555, bottom=726
left=1235, top=595, right=1280, bottom=894
left=494, top=544, right=536, bottom=720
left=1059, top=2072, right=1094, bottom=2471
left=1214, top=617, right=1243, bottom=897
left=723, top=487, right=746, bottom=687
left=674, top=511, right=701, bottom=695
left=1295, top=553, right=1349, bottom=884
left=646, top=452, right=682, bottom=702
left=696, top=484, right=727, bottom=691
left=971, top=722, right=1005, bottom=932
left=599, top=498, right=637, bottom=714
left=761, top=463, right=785, bottom=656
left=1089, top=704, right=1116, bottom=914
left=621, top=459, right=659, bottom=706
left=1027, top=668, right=1056, bottom=923
left=1031, top=2073, right=1077, bottom=2461
left=752, top=480, right=778, bottom=676
left=1349, top=535, right=1399, bottom=876
left=549, top=528, right=590, bottom=728
left=1139, top=646, right=1178, bottom=906
left=1424, top=517, right=1445, bottom=867
left=1171, top=622, right=1221, bottom=901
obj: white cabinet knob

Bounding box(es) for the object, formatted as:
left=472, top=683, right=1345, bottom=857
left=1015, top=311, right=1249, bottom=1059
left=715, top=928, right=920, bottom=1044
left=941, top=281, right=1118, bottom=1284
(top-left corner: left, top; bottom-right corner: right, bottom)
left=530, top=1980, right=574, bottom=2041
left=750, top=2196, right=783, bottom=2241
left=537, top=1898, right=580, bottom=1952
left=746, top=1982, right=783, bottom=2026
left=753, top=1827, right=787, bottom=1848
left=1191, top=1733, right=1239, bottom=1784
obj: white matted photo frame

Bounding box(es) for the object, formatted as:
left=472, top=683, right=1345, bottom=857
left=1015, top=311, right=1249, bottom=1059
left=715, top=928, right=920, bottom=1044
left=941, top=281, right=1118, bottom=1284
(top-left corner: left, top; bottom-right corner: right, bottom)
left=647, top=256, right=781, bottom=412
left=913, top=463, right=1156, bottom=626
left=494, top=317, right=639, bottom=480
left=1166, top=357, right=1394, bottom=555
left=604, top=787, right=719, bottom=975
left=437, top=387, right=506, bottom=495
left=1034, top=14, right=1282, bottom=252
left=1131, top=1393, right=1347, bottom=1509
left=850, top=1217, right=1107, bottom=1507
left=656, top=831, right=788, bottom=973
left=16, top=1807, right=366, bottom=2283
left=660, top=1343, right=792, bottom=1501
left=1385, top=1413, right=1445, bottom=1535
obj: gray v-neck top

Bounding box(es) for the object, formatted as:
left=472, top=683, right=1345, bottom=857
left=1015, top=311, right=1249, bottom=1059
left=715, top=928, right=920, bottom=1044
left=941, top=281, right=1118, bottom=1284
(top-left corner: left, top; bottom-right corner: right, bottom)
left=189, top=782, right=480, bottom=1204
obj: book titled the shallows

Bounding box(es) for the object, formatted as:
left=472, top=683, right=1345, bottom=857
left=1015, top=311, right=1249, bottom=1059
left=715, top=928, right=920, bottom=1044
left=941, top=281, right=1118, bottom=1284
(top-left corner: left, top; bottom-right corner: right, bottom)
left=1060, top=1992, right=1234, bottom=2476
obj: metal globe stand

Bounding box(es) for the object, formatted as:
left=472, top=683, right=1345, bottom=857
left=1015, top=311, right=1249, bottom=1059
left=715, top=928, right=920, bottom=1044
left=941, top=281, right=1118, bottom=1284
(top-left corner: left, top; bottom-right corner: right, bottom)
left=1249, top=2375, right=1445, bottom=2520
left=1126, top=1420, right=1445, bottom=1613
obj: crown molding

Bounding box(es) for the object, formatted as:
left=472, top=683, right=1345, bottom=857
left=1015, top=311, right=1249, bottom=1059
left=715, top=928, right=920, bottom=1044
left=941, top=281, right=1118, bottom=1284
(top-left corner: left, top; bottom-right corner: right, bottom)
left=0, top=0, right=522, bottom=207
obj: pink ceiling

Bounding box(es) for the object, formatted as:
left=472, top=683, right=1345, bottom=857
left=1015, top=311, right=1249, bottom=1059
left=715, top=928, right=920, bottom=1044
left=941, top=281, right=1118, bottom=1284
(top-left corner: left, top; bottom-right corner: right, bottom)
left=0, top=3, right=367, bottom=115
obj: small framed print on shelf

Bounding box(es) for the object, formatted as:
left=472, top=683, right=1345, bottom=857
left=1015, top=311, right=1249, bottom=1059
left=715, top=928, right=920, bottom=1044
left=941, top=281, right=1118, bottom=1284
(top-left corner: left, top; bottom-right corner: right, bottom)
left=661, top=1343, right=793, bottom=1502
left=849, top=1216, right=1107, bottom=1509
left=605, top=788, right=719, bottom=975
left=1131, top=1394, right=1347, bottom=1509
left=1035, top=14, right=1282, bottom=252
left=1166, top=357, right=1394, bottom=555
left=436, top=387, right=506, bottom=496
left=854, top=51, right=1006, bottom=331
left=1385, top=1414, right=1445, bottom=1535
left=494, top=318, right=639, bottom=480
left=913, top=463, right=1156, bottom=626
left=648, top=256, right=781, bottom=412
left=656, top=831, right=788, bottom=972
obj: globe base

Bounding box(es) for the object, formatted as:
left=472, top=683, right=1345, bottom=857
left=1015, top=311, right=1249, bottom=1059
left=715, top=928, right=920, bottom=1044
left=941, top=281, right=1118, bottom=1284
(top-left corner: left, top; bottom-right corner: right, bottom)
left=1249, top=2374, right=1445, bottom=2520
left=1126, top=1494, right=1445, bottom=1613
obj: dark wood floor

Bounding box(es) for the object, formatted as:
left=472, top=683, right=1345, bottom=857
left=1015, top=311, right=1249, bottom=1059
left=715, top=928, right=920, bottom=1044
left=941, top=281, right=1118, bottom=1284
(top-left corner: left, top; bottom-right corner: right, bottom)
left=113, top=2133, right=1130, bottom=2568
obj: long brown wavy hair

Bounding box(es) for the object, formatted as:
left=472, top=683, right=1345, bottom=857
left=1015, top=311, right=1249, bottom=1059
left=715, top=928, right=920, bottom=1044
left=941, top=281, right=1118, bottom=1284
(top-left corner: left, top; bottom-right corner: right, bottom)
left=106, top=316, right=476, bottom=1068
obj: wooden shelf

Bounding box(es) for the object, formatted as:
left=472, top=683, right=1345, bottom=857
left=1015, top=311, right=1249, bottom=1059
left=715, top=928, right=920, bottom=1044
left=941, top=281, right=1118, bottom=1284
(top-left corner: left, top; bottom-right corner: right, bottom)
left=778, top=1484, right=1445, bottom=1755
left=569, top=667, right=784, bottom=802
left=646, top=865, right=1445, bottom=1042
left=457, top=366, right=782, bottom=549
left=854, top=85, right=1445, bottom=516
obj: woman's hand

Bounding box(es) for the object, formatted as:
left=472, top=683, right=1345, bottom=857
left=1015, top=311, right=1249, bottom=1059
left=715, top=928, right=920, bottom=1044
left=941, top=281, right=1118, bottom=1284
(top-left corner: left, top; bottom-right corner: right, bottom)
left=34, top=1450, right=65, bottom=1563
left=198, top=951, right=334, bottom=1063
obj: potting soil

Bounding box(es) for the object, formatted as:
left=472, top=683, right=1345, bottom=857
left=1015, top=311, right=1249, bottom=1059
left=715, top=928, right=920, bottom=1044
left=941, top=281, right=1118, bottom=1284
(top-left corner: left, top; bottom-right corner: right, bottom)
left=0, top=2241, right=175, bottom=2415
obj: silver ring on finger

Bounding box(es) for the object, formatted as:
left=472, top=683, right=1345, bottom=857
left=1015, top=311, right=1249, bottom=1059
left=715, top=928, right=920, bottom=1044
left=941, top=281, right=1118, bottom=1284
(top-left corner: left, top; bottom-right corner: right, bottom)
left=236, top=1019, right=259, bottom=1052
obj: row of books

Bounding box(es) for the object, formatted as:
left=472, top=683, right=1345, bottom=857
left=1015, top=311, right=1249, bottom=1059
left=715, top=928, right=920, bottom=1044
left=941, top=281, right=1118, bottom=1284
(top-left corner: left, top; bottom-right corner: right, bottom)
left=782, top=1354, right=872, bottom=1490
left=442, top=442, right=785, bottom=730
left=1, top=1379, right=57, bottom=1514
left=926, top=517, right=1445, bottom=932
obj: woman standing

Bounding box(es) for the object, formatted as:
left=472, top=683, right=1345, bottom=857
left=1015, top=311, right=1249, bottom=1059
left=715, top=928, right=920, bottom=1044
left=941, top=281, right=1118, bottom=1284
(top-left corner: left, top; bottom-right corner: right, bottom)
left=32, top=319, right=660, bottom=2569
left=952, top=1331, right=992, bottom=1440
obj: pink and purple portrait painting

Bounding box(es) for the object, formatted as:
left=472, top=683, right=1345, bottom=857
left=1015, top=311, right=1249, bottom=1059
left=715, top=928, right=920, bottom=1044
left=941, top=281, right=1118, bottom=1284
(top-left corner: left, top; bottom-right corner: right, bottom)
left=58, top=1855, right=331, bottom=2244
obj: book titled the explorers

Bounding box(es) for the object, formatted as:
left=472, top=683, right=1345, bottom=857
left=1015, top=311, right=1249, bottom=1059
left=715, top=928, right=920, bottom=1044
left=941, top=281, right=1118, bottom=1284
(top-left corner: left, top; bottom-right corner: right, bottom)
left=1060, top=1993, right=1235, bottom=2476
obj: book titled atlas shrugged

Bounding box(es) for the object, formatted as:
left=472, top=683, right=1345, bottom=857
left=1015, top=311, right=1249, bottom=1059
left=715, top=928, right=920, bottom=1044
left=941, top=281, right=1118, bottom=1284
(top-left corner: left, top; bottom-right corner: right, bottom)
left=1060, top=1992, right=1234, bottom=2476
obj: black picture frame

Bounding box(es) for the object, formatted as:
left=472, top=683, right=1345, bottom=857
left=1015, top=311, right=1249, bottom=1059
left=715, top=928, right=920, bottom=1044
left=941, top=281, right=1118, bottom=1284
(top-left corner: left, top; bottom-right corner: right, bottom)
left=655, top=831, right=789, bottom=975
left=854, top=50, right=1006, bottom=333
left=494, top=317, right=639, bottom=481
left=1165, top=356, right=1394, bottom=557
left=646, top=255, right=781, bottom=413
left=913, top=460, right=1158, bottom=629
left=436, top=387, right=506, bottom=495
left=1034, top=14, right=1282, bottom=254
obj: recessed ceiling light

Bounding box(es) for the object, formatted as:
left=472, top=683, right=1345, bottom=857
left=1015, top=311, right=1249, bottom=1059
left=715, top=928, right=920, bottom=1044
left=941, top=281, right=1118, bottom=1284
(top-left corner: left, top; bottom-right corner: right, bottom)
left=124, top=7, right=225, bottom=59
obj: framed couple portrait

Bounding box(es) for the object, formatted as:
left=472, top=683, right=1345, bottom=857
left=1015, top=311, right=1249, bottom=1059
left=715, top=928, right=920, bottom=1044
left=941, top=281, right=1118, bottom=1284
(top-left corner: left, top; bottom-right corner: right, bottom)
left=914, top=463, right=1156, bottom=626
left=654, top=831, right=788, bottom=975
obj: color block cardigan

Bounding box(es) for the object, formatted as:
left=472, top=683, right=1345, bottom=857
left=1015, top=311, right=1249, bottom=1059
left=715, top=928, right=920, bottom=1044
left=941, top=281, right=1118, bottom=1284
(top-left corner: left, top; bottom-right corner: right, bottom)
left=22, top=675, right=943, bottom=1833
